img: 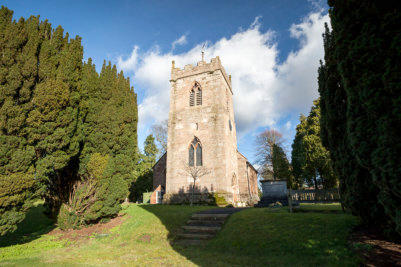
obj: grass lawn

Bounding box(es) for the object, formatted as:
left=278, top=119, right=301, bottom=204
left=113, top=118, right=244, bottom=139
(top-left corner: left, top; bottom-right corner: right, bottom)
left=0, top=202, right=360, bottom=266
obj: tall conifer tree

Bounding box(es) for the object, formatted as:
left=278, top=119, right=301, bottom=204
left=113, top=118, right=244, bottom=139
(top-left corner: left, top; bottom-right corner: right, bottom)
left=72, top=60, right=138, bottom=225
left=129, top=134, right=158, bottom=201
left=291, top=99, right=337, bottom=189
left=29, top=25, right=84, bottom=215
left=291, top=115, right=307, bottom=189
left=320, top=1, right=401, bottom=234
left=0, top=7, right=39, bottom=235
left=272, top=144, right=293, bottom=187
left=0, top=7, right=139, bottom=233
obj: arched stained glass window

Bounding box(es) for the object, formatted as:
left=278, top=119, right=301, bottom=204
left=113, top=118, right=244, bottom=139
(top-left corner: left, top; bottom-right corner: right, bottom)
left=191, top=138, right=198, bottom=146
left=196, top=144, right=202, bottom=166
left=189, top=89, right=195, bottom=106
left=189, top=144, right=194, bottom=166
left=188, top=137, right=202, bottom=166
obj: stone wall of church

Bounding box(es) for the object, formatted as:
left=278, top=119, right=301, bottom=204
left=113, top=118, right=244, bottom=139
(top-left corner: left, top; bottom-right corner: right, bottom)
left=156, top=56, right=260, bottom=206
left=237, top=151, right=260, bottom=205
left=247, top=163, right=259, bottom=203
left=165, top=57, right=238, bottom=199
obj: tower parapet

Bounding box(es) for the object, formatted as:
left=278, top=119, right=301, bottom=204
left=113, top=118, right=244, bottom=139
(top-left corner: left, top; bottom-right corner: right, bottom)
left=171, top=56, right=232, bottom=93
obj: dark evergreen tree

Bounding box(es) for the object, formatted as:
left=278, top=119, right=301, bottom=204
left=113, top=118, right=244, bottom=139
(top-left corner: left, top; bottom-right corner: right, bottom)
left=61, top=60, right=138, bottom=226
left=144, top=134, right=158, bottom=161
left=291, top=115, right=307, bottom=189
left=320, top=1, right=401, bottom=235
left=0, top=7, right=139, bottom=232
left=291, top=99, right=337, bottom=189
left=272, top=144, right=293, bottom=187
left=129, top=134, right=158, bottom=202
left=0, top=6, right=84, bottom=233
left=0, top=7, right=39, bottom=235
left=29, top=24, right=84, bottom=216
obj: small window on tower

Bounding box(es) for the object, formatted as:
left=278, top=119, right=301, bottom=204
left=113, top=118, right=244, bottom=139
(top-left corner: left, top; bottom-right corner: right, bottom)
left=229, top=120, right=232, bottom=131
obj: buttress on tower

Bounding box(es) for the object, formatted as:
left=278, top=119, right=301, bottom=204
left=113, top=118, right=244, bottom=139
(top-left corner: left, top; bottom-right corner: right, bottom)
left=152, top=56, right=259, bottom=206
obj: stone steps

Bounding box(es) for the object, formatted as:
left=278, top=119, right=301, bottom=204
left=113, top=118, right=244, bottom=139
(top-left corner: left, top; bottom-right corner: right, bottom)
left=181, top=225, right=221, bottom=233
left=186, top=219, right=225, bottom=226
left=175, top=239, right=205, bottom=246
left=190, top=213, right=230, bottom=220
left=176, top=208, right=246, bottom=246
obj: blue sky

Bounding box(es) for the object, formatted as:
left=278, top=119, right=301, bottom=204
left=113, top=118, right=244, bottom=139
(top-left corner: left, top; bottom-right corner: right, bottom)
left=3, top=0, right=329, bottom=164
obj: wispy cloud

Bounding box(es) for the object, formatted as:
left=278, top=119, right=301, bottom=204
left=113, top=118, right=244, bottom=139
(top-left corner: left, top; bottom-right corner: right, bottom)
left=117, top=45, right=139, bottom=72
left=171, top=35, right=187, bottom=50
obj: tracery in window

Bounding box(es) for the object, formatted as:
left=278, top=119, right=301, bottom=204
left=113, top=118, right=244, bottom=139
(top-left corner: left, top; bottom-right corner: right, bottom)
left=188, top=137, right=202, bottom=166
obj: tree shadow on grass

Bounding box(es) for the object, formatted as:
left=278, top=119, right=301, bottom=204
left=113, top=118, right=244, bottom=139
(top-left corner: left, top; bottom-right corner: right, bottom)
left=139, top=203, right=223, bottom=265
left=139, top=203, right=360, bottom=266
left=294, top=208, right=345, bottom=214
left=0, top=201, right=56, bottom=247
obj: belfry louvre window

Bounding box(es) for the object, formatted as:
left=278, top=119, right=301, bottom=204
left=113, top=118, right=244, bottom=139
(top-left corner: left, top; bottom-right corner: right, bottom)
left=190, top=82, right=202, bottom=106
left=189, top=90, right=195, bottom=106
left=196, top=88, right=202, bottom=105
left=188, top=137, right=202, bottom=166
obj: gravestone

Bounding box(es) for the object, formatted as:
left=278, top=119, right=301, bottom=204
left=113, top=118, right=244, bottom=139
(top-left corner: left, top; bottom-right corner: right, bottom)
left=255, top=180, right=289, bottom=207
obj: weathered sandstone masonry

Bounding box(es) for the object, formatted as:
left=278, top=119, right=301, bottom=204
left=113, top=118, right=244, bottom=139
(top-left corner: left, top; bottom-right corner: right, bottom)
left=153, top=56, right=259, bottom=206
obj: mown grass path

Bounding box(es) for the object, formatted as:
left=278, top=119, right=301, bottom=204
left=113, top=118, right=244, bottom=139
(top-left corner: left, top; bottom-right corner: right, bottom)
left=0, top=203, right=359, bottom=266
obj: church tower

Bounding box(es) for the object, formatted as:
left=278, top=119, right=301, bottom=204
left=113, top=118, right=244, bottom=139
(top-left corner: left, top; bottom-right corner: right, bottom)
left=152, top=56, right=259, bottom=206
left=164, top=56, right=240, bottom=203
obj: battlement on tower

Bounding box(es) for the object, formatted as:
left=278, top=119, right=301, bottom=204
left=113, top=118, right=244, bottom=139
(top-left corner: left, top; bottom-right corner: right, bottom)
left=171, top=56, right=232, bottom=92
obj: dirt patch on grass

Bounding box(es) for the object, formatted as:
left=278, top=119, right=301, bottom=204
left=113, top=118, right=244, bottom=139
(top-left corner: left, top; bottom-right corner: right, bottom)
left=350, top=226, right=401, bottom=266
left=137, top=234, right=152, bottom=243
left=49, top=215, right=127, bottom=242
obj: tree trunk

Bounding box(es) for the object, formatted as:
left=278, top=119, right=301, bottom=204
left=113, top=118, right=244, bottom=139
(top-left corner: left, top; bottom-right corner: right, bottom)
left=191, top=179, right=195, bottom=206
left=313, top=172, right=318, bottom=190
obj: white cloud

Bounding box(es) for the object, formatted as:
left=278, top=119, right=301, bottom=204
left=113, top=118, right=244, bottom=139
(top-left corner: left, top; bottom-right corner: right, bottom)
left=117, top=46, right=139, bottom=72
left=171, top=35, right=187, bottom=50
left=274, top=12, right=329, bottom=114
left=117, top=11, right=329, bottom=141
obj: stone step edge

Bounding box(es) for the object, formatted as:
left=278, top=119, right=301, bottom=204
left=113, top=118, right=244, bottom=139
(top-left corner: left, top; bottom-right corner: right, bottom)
left=186, top=221, right=225, bottom=227
left=182, top=225, right=221, bottom=232
left=191, top=213, right=230, bottom=219
left=177, top=233, right=214, bottom=240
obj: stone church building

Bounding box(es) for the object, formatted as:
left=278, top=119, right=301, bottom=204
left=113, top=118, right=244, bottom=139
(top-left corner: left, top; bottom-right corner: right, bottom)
left=152, top=56, right=259, bottom=206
